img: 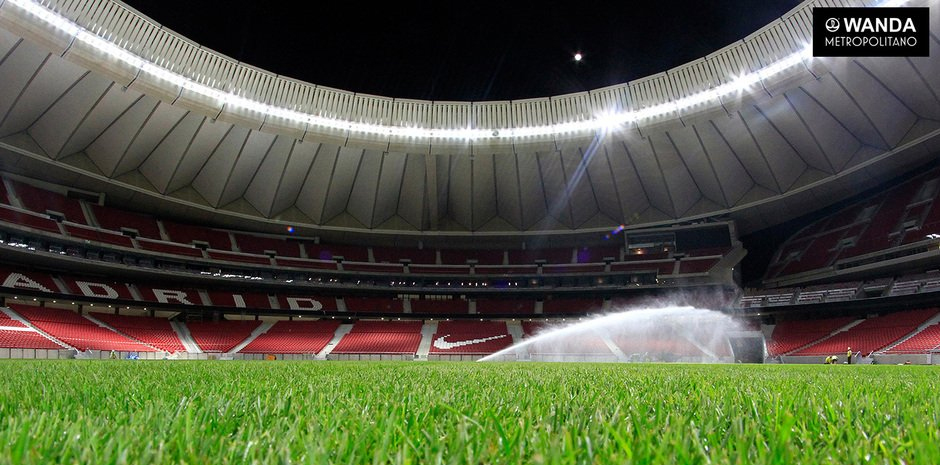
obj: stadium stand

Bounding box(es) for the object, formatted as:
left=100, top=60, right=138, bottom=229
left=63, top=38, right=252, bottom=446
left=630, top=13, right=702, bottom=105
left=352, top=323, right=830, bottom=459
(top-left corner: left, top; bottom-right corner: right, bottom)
left=766, top=168, right=940, bottom=282
left=473, top=265, right=538, bottom=275
left=440, top=249, right=504, bottom=265
left=276, top=295, right=338, bottom=312
left=137, top=238, right=204, bottom=257
left=507, top=248, right=573, bottom=265
left=331, top=320, right=423, bottom=355
left=542, top=298, right=604, bottom=315
left=677, top=258, right=719, bottom=274
left=474, top=298, right=535, bottom=315
left=428, top=320, right=512, bottom=355
left=239, top=320, right=341, bottom=354
left=90, top=312, right=185, bottom=353
left=542, top=263, right=607, bottom=274
left=206, top=250, right=272, bottom=265
left=343, top=297, right=404, bottom=313
left=0, top=204, right=62, bottom=234
left=275, top=257, right=338, bottom=270
left=765, top=317, right=857, bottom=356
left=64, top=224, right=134, bottom=248
left=232, top=233, right=301, bottom=257
left=611, top=330, right=708, bottom=358
left=409, top=265, right=471, bottom=275
left=9, top=304, right=154, bottom=352
left=0, top=309, right=62, bottom=349
left=90, top=204, right=163, bottom=239
left=186, top=319, right=262, bottom=353
left=410, top=299, right=468, bottom=314
left=885, top=318, right=940, bottom=354
left=162, top=221, right=232, bottom=250
left=372, top=246, right=437, bottom=264
left=792, top=309, right=938, bottom=356
left=207, top=291, right=272, bottom=309
left=10, top=181, right=88, bottom=224
left=575, top=245, right=621, bottom=263
left=304, top=242, right=369, bottom=262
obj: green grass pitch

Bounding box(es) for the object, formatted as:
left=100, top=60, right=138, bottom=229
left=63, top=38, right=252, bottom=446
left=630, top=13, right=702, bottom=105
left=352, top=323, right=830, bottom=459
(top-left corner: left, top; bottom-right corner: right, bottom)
left=0, top=360, right=936, bottom=464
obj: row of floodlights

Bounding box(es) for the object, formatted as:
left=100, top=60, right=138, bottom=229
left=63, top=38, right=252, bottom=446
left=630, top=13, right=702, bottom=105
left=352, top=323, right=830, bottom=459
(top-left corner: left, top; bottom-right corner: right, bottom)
left=5, top=0, right=915, bottom=141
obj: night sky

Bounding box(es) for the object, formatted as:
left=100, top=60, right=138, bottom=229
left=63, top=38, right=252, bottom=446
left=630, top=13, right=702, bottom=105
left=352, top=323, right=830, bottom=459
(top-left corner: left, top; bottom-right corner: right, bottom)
left=120, top=0, right=803, bottom=101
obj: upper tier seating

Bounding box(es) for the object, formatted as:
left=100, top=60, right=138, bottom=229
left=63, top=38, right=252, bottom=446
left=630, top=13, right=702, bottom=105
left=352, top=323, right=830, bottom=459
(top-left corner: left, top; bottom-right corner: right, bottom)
left=137, top=238, right=204, bottom=257
left=232, top=233, right=301, bottom=257
left=331, top=320, right=423, bottom=355
left=0, top=177, right=737, bottom=287
left=11, top=181, right=87, bottom=224
left=162, top=221, right=232, bottom=250
left=678, top=258, right=719, bottom=274
left=439, top=249, right=504, bottom=265
left=428, top=320, right=512, bottom=355
left=0, top=204, right=61, bottom=233
left=206, top=250, right=272, bottom=265
left=275, top=257, right=338, bottom=270
left=90, top=204, right=162, bottom=239
left=90, top=312, right=185, bottom=352
left=767, top=168, right=940, bottom=280
left=10, top=304, right=154, bottom=352
left=575, top=245, right=621, bottom=263
left=240, top=320, right=341, bottom=354
left=372, top=247, right=437, bottom=264
left=64, top=224, right=134, bottom=248
left=304, top=242, right=369, bottom=262
left=507, top=248, right=573, bottom=265
left=186, top=319, right=262, bottom=352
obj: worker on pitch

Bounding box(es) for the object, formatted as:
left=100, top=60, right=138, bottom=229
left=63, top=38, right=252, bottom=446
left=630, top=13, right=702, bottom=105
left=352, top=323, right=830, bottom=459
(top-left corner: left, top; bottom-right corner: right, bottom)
left=846, top=347, right=852, bottom=365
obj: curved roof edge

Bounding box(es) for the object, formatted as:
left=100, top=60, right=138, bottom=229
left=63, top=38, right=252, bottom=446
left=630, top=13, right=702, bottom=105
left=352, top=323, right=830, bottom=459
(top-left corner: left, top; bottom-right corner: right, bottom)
left=0, top=0, right=862, bottom=145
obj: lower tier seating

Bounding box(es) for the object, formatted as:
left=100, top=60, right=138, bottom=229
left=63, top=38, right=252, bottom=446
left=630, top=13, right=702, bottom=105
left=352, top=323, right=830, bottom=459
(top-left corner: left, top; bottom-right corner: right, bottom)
left=428, top=320, right=512, bottom=355
left=186, top=320, right=262, bottom=353
left=90, top=312, right=186, bottom=353
left=792, top=308, right=937, bottom=356
left=331, top=320, right=422, bottom=355
left=240, top=320, right=341, bottom=354
left=10, top=304, right=155, bottom=352
left=765, top=317, right=856, bottom=356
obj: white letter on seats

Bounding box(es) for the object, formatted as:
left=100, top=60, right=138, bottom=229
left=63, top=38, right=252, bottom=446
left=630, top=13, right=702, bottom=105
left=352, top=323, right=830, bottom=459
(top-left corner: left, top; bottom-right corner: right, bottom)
left=2, top=273, right=52, bottom=293
left=152, top=289, right=194, bottom=305
left=75, top=281, right=119, bottom=299
left=286, top=297, right=323, bottom=311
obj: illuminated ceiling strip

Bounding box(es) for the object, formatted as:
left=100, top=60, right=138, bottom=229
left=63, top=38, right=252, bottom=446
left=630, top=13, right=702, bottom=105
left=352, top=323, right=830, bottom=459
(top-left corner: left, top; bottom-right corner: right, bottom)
left=5, top=0, right=910, bottom=140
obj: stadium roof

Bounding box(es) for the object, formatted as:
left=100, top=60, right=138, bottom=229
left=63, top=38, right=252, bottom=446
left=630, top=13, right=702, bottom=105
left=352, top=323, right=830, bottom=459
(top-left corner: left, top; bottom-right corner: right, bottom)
left=0, top=0, right=937, bottom=242
left=118, top=0, right=803, bottom=102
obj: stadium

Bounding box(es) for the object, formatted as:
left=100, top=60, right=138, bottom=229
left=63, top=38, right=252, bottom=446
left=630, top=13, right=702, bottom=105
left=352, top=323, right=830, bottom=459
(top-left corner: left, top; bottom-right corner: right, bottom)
left=0, top=0, right=938, bottom=462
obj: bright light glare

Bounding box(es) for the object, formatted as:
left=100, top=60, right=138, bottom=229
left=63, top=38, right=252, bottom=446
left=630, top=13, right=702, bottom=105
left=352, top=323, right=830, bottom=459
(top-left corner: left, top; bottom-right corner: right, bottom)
left=3, top=0, right=913, bottom=141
